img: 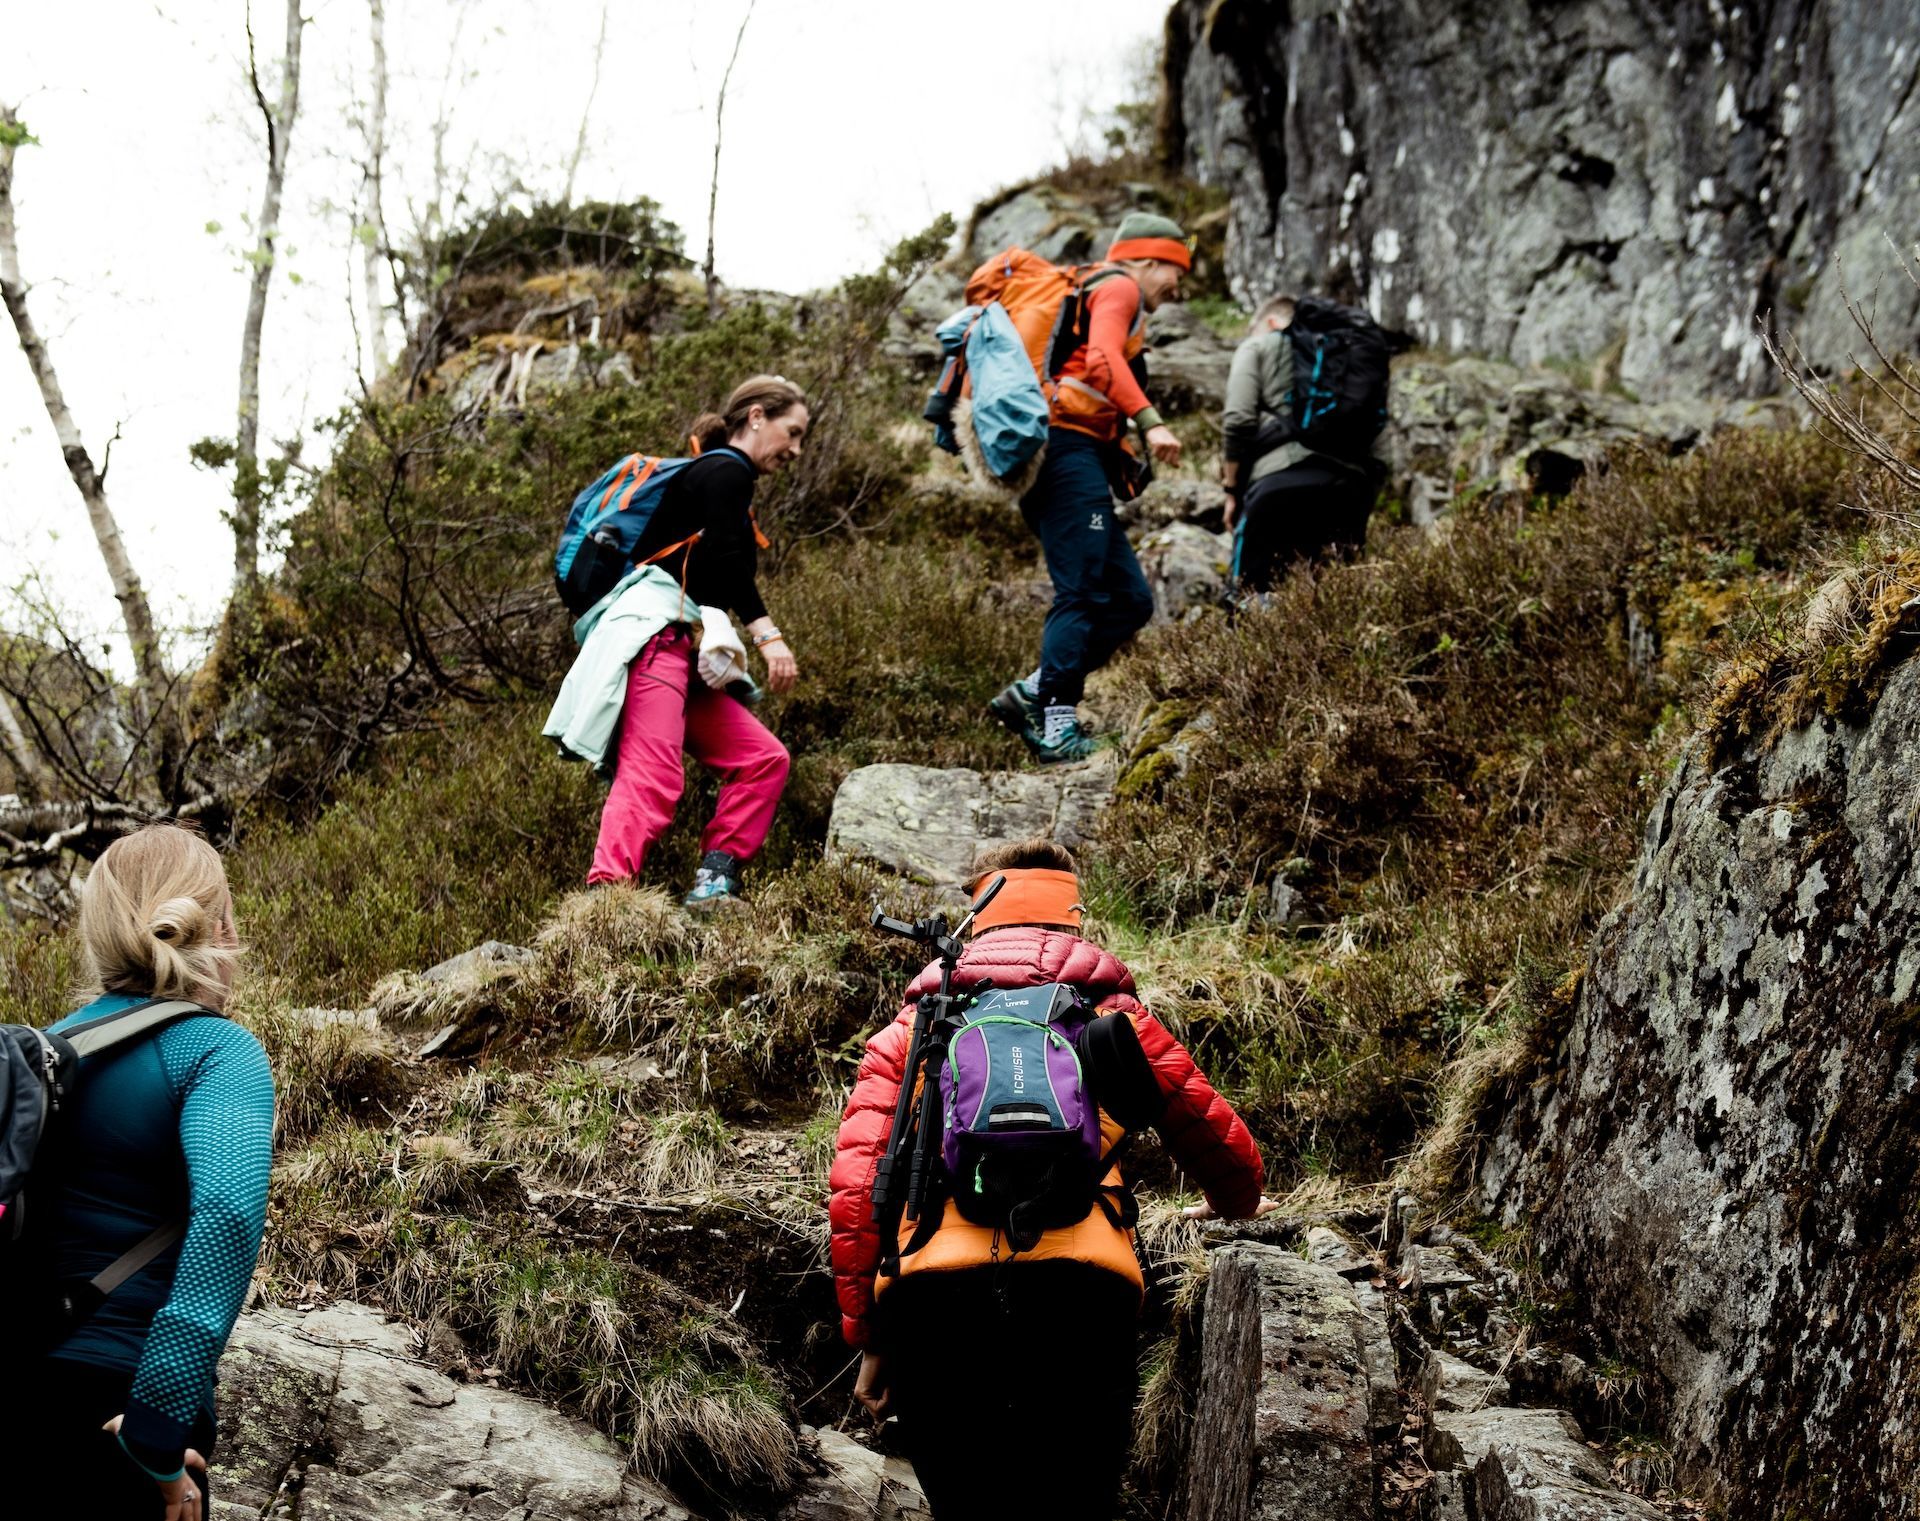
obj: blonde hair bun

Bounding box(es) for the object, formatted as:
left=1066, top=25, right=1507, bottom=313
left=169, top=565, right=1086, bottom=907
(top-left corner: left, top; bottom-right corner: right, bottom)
left=149, top=895, right=210, bottom=947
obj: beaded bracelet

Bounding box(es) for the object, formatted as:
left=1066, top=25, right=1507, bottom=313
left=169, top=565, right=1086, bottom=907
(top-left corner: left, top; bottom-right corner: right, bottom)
left=752, top=628, right=786, bottom=648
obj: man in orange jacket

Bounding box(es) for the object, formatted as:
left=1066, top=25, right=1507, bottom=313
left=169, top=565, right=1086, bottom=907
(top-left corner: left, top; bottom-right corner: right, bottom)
left=828, top=838, right=1273, bottom=1520
left=988, top=213, right=1191, bottom=763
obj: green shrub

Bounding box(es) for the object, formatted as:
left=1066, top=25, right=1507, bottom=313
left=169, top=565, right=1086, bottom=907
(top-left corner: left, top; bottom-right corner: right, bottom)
left=0, top=916, right=83, bottom=1024
left=231, top=707, right=602, bottom=1004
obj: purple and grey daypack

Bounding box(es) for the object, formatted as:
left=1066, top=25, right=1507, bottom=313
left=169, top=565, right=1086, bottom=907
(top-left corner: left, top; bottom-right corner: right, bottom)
left=932, top=982, right=1139, bottom=1252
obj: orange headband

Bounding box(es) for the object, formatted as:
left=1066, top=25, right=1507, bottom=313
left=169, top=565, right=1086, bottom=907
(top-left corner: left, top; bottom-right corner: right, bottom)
left=968, top=868, right=1084, bottom=934
left=1106, top=236, right=1192, bottom=270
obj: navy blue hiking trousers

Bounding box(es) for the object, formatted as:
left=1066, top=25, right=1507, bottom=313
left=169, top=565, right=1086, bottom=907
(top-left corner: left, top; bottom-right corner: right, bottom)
left=1021, top=429, right=1155, bottom=707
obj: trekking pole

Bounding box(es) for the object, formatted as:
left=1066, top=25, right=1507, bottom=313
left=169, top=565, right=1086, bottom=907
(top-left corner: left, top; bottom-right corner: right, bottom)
left=867, top=875, right=1006, bottom=1226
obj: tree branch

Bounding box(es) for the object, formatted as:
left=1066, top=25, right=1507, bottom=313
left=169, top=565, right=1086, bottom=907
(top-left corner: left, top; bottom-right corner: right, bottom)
left=704, top=0, right=756, bottom=318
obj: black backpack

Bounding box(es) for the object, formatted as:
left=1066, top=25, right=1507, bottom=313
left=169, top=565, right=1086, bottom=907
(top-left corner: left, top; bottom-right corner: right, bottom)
left=1282, top=296, right=1392, bottom=460
left=1, top=998, right=204, bottom=1334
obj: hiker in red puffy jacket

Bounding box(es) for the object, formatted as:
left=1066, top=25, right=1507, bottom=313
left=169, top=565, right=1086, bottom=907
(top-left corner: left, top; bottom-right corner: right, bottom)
left=828, top=838, right=1272, bottom=1521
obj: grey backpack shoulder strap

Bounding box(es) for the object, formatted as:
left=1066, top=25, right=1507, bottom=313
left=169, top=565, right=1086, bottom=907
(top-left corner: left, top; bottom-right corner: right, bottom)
left=90, top=1221, right=186, bottom=1295
left=61, top=999, right=210, bottom=1058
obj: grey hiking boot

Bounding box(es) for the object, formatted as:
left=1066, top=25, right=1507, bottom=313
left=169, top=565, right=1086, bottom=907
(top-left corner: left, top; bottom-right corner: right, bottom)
left=683, top=851, right=744, bottom=910
left=1022, top=713, right=1100, bottom=764
left=988, top=677, right=1041, bottom=737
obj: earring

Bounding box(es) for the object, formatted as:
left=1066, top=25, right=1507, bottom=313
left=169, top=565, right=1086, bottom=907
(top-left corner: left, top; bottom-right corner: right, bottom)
left=753, top=424, right=761, bottom=431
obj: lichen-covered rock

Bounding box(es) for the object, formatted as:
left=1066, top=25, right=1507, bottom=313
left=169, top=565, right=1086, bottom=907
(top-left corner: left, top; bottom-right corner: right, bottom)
left=1137, top=521, right=1233, bottom=622
left=1164, top=0, right=1920, bottom=399
left=1479, top=650, right=1920, bottom=1517
left=1473, top=1434, right=1664, bottom=1521
left=214, top=1303, right=688, bottom=1519
left=777, top=1429, right=927, bottom=1521
left=825, top=758, right=1116, bottom=887
left=1380, top=353, right=1791, bottom=520
left=1182, top=1241, right=1398, bottom=1521
left=1144, top=301, right=1236, bottom=415
left=1418, top=1347, right=1510, bottom=1415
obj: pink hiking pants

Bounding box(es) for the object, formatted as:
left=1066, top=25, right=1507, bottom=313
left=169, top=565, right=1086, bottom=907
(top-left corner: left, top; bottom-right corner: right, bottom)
left=587, top=625, right=791, bottom=885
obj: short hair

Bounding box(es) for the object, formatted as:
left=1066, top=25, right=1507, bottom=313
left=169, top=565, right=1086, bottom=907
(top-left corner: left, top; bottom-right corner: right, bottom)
left=1251, top=294, right=1295, bottom=332
left=969, top=837, right=1078, bottom=885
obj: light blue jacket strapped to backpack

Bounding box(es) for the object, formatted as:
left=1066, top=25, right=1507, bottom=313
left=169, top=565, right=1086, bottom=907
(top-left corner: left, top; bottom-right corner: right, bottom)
left=542, top=564, right=696, bottom=776
left=935, top=304, right=1050, bottom=483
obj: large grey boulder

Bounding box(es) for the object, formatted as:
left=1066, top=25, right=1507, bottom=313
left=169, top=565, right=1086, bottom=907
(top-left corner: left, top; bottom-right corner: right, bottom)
left=1428, top=1408, right=1661, bottom=1520
left=1418, top=1346, right=1510, bottom=1415
left=1382, top=353, right=1790, bottom=521
left=1164, top=0, right=1920, bottom=399
left=1480, top=638, right=1920, bottom=1517
left=214, top=1303, right=688, bottom=1519
left=1182, top=1241, right=1397, bottom=1521
left=826, top=758, right=1116, bottom=887
left=1474, top=1437, right=1664, bottom=1521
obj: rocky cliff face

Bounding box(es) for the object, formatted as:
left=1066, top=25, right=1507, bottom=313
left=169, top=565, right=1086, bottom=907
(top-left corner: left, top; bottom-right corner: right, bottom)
left=1479, top=634, right=1920, bottom=1517
left=1164, top=0, right=1920, bottom=398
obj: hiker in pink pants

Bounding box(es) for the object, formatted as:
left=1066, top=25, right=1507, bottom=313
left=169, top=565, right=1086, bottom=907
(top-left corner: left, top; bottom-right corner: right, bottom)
left=586, top=375, right=807, bottom=907
left=588, top=625, right=790, bottom=891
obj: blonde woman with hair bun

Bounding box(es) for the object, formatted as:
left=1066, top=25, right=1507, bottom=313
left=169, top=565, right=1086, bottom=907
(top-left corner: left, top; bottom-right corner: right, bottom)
left=10, top=824, right=275, bottom=1519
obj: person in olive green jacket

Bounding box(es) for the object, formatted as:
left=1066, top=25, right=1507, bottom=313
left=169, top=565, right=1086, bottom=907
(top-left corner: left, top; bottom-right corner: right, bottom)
left=1220, top=296, right=1382, bottom=589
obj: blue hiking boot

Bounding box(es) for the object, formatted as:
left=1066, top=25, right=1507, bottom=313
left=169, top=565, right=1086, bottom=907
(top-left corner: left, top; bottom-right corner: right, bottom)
left=988, top=677, right=1041, bottom=737
left=1022, top=712, right=1100, bottom=764
left=683, top=851, right=744, bottom=910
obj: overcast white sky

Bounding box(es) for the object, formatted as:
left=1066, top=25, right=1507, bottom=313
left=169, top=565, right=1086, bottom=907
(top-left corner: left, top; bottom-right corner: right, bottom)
left=1, top=0, right=1166, bottom=664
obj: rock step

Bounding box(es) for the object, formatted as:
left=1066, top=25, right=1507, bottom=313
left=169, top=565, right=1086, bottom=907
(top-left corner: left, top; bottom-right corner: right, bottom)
left=1183, top=1241, right=1398, bottom=1521
left=826, top=757, right=1115, bottom=888
left=214, top=1302, right=926, bottom=1521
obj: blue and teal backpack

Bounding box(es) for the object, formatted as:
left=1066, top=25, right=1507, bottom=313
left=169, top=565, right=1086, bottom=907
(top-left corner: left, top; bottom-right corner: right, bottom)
left=553, top=445, right=750, bottom=616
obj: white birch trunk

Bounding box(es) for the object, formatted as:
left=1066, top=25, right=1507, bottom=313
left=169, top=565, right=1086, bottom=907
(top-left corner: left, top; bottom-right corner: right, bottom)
left=704, top=0, right=757, bottom=318
left=0, top=105, right=174, bottom=783
left=360, top=0, right=390, bottom=375
left=563, top=0, right=609, bottom=208
left=234, top=0, right=305, bottom=591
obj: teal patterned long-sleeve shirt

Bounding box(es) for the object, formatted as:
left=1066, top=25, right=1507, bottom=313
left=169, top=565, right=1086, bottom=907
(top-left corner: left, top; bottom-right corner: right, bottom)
left=45, top=995, right=275, bottom=1478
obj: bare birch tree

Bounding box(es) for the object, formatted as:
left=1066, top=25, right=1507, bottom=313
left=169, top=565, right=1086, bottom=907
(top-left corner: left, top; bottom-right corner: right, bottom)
left=233, top=0, right=306, bottom=591
left=0, top=105, right=179, bottom=792
left=563, top=0, right=610, bottom=208
left=359, top=0, right=391, bottom=375
left=704, top=0, right=757, bottom=317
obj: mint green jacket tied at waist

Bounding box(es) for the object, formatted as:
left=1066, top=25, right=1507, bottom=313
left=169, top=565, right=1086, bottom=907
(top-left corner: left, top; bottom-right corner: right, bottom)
left=543, top=564, right=697, bottom=776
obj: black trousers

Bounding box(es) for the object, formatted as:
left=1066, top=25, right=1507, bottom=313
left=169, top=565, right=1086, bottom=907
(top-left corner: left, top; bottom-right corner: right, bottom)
left=876, top=1261, right=1141, bottom=1521
left=1232, top=458, right=1381, bottom=591
left=0, top=1358, right=214, bottom=1513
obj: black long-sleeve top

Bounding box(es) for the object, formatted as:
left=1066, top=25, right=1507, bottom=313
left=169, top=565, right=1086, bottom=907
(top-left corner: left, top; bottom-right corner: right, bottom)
left=631, top=449, right=767, bottom=624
